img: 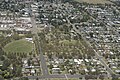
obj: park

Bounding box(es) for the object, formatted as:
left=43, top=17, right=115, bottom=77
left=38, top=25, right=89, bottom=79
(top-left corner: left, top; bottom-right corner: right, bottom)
left=3, top=39, right=33, bottom=54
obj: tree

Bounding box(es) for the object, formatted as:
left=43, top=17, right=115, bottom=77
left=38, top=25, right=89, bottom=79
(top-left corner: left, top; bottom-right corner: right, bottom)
left=4, top=72, right=10, bottom=79
left=89, top=32, right=93, bottom=38
left=25, top=34, right=33, bottom=38
left=0, top=75, right=4, bottom=80
left=64, top=60, right=69, bottom=65
left=2, top=59, right=10, bottom=70
left=16, top=66, right=22, bottom=77
left=12, top=34, right=21, bottom=40
left=0, top=55, right=5, bottom=61
left=81, top=14, right=90, bottom=22
left=60, top=64, right=65, bottom=71
left=49, top=64, right=53, bottom=69
left=28, top=59, right=31, bottom=66
left=19, top=77, right=29, bottom=80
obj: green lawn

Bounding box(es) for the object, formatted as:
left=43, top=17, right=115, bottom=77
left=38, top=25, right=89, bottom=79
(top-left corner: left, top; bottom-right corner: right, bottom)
left=4, top=39, right=33, bottom=53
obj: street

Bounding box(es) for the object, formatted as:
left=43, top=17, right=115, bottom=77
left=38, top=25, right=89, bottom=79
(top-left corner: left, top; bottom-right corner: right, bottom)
left=27, top=1, right=119, bottom=79
left=29, top=2, right=49, bottom=76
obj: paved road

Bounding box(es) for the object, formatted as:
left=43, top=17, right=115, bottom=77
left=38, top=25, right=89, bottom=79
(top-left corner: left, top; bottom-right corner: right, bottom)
left=26, top=1, right=119, bottom=79
left=29, top=3, right=49, bottom=76
left=66, top=17, right=115, bottom=76
left=28, top=3, right=86, bottom=79
left=82, top=11, right=116, bottom=75
left=26, top=15, right=120, bottom=79
left=27, top=74, right=84, bottom=79
left=27, top=74, right=120, bottom=79
left=72, top=23, right=115, bottom=75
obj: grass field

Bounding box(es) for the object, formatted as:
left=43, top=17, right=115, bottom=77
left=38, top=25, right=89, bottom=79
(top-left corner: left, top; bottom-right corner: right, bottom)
left=74, top=0, right=112, bottom=4
left=4, top=39, right=33, bottom=53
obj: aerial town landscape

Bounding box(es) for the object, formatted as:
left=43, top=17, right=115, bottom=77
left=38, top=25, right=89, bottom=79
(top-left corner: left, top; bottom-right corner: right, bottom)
left=0, top=0, right=120, bottom=80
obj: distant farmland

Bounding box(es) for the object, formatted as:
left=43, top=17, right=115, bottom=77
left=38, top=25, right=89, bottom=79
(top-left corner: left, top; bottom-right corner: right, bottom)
left=74, top=0, right=112, bottom=4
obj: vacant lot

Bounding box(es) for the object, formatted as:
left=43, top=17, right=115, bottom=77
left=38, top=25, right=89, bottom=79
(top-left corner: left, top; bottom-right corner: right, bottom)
left=74, top=0, right=112, bottom=4
left=4, top=39, right=33, bottom=53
